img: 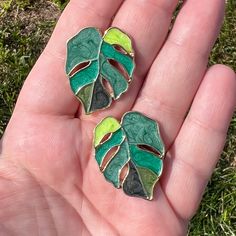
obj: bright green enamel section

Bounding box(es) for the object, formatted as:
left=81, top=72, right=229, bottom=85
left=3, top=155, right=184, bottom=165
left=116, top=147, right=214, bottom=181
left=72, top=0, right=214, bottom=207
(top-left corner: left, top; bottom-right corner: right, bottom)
left=137, top=167, right=158, bottom=199
left=70, top=60, right=98, bottom=94
left=101, top=42, right=134, bottom=76
left=94, top=117, right=121, bottom=147
left=100, top=54, right=128, bottom=98
left=95, top=128, right=124, bottom=166
left=66, top=27, right=135, bottom=113
left=130, top=145, right=163, bottom=176
left=103, top=28, right=133, bottom=54
left=104, top=142, right=129, bottom=188
left=66, top=27, right=102, bottom=75
left=122, top=112, right=165, bottom=156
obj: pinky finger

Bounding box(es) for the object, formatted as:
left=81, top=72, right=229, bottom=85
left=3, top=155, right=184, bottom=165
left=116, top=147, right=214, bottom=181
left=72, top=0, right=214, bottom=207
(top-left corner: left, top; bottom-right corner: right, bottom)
left=161, top=65, right=236, bottom=221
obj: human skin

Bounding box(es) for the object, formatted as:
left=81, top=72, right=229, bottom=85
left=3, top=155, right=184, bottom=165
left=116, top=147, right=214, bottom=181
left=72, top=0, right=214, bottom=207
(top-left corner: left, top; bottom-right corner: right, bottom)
left=0, top=0, right=235, bottom=235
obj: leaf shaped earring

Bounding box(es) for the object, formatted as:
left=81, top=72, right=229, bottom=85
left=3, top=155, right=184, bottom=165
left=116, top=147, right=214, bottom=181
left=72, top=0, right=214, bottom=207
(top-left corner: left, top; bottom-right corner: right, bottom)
left=66, top=27, right=135, bottom=114
left=94, top=111, right=165, bottom=200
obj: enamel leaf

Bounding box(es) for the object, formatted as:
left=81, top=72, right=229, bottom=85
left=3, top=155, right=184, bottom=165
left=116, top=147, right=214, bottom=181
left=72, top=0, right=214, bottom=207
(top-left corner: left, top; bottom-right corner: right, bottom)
left=94, top=112, right=165, bottom=200
left=66, top=27, right=135, bottom=114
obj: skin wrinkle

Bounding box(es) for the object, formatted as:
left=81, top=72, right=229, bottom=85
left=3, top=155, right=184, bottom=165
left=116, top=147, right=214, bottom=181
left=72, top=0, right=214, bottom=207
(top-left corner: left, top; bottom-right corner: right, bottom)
left=28, top=174, right=88, bottom=235
left=38, top=184, right=59, bottom=236
left=166, top=1, right=225, bottom=57
left=42, top=186, right=89, bottom=236
left=156, top=182, right=188, bottom=232
left=137, top=94, right=184, bottom=120
left=13, top=109, right=75, bottom=119
left=0, top=179, right=49, bottom=215
left=134, top=0, right=178, bottom=15
left=74, top=123, right=88, bottom=236
left=0, top=158, right=85, bottom=234
left=72, top=183, right=120, bottom=236
left=33, top=205, right=41, bottom=236
left=167, top=151, right=210, bottom=188
left=155, top=49, right=207, bottom=86
left=80, top=198, right=91, bottom=236
left=76, top=148, right=121, bottom=235
left=135, top=15, right=167, bottom=76
left=0, top=224, right=14, bottom=236
left=174, top=121, right=227, bottom=175
left=186, top=115, right=229, bottom=137
left=0, top=169, right=57, bottom=234
left=165, top=38, right=212, bottom=61
left=70, top=0, right=116, bottom=22
left=7, top=118, right=81, bottom=189
left=0, top=162, right=29, bottom=186
left=79, top=120, right=95, bottom=171
left=42, top=49, right=65, bottom=62
left=0, top=160, right=27, bottom=185
left=162, top=153, right=209, bottom=220
left=163, top=195, right=188, bottom=229
left=79, top=189, right=96, bottom=236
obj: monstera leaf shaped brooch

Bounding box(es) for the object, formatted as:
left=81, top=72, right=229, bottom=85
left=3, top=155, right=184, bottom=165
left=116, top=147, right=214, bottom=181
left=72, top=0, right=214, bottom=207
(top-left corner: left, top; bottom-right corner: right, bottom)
left=94, top=112, right=165, bottom=200
left=66, top=27, right=135, bottom=114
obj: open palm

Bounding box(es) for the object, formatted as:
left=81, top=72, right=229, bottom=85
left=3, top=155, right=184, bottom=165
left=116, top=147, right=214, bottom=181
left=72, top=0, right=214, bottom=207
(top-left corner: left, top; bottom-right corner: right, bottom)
left=1, top=0, right=235, bottom=235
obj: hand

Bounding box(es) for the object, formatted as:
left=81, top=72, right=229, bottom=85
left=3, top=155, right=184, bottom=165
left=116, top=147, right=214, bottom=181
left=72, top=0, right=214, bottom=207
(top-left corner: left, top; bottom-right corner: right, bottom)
left=1, top=0, right=235, bottom=235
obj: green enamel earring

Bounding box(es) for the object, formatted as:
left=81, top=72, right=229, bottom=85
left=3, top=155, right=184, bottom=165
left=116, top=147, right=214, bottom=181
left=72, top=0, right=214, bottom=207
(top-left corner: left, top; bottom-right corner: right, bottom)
left=66, top=27, right=135, bottom=114
left=94, top=111, right=165, bottom=200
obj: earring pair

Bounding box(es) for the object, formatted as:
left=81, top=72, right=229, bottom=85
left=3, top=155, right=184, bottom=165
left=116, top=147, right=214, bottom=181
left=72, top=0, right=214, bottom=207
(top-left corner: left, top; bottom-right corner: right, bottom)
left=66, top=27, right=165, bottom=200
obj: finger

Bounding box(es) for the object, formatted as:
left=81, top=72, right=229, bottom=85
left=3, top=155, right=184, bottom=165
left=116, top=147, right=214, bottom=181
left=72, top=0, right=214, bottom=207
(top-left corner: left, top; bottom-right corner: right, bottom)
left=113, top=0, right=179, bottom=77
left=161, top=65, right=236, bottom=220
left=81, top=0, right=179, bottom=121
left=14, top=0, right=124, bottom=116
left=134, top=0, right=225, bottom=146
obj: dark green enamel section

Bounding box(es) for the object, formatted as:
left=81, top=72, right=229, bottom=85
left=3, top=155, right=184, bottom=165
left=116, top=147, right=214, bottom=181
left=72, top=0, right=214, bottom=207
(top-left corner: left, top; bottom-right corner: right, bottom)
left=103, top=142, right=129, bottom=188
left=123, top=161, right=147, bottom=199
left=66, top=27, right=135, bottom=114
left=100, top=54, right=128, bottom=98
left=95, top=128, right=124, bottom=166
left=130, top=145, right=163, bottom=177
left=137, top=167, right=158, bottom=199
left=66, top=27, right=102, bottom=75
left=90, top=79, right=111, bottom=112
left=122, top=112, right=165, bottom=156
left=101, top=42, right=134, bottom=76
left=70, top=60, right=98, bottom=94
left=77, top=83, right=93, bottom=113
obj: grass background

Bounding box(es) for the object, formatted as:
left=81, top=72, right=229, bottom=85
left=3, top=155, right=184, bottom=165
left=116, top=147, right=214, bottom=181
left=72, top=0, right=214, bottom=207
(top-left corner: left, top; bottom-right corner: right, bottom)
left=0, top=0, right=235, bottom=235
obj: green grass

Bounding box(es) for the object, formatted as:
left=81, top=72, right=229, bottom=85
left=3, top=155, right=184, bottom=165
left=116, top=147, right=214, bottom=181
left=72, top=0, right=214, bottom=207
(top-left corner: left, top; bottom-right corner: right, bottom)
left=0, top=0, right=59, bottom=134
left=0, top=0, right=235, bottom=235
